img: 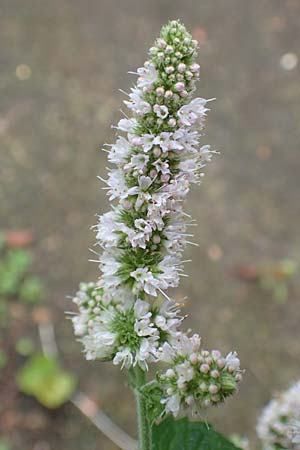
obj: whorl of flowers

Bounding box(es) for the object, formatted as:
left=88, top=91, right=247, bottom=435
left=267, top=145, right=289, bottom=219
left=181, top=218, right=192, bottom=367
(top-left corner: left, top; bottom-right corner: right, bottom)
left=157, top=334, right=242, bottom=417
left=70, top=20, right=242, bottom=419
left=256, top=381, right=300, bottom=450
left=71, top=282, right=182, bottom=369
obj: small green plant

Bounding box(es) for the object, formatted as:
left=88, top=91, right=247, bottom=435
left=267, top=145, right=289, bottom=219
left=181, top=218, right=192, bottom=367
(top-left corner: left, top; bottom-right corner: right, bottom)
left=16, top=354, right=77, bottom=408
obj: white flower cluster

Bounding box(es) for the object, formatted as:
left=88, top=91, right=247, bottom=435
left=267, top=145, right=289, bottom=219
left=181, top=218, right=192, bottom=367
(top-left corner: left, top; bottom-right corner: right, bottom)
left=97, top=20, right=215, bottom=300
left=157, top=333, right=242, bottom=418
left=71, top=282, right=182, bottom=370
left=71, top=20, right=242, bottom=419
left=257, top=381, right=300, bottom=450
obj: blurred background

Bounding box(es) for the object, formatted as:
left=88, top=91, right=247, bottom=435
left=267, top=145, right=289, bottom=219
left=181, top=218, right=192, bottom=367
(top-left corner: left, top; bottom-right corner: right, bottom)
left=1, top=0, right=300, bottom=449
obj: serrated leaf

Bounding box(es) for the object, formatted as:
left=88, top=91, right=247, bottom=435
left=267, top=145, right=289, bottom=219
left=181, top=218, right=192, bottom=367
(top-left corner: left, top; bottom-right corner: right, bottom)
left=140, top=380, right=164, bottom=424
left=152, top=416, right=241, bottom=450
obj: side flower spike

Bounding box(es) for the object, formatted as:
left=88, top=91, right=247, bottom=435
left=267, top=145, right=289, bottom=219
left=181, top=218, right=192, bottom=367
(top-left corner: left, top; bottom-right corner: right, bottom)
left=157, top=333, right=243, bottom=418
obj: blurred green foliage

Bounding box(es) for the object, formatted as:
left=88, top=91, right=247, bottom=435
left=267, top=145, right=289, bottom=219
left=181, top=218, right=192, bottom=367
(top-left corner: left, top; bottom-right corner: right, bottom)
left=16, top=354, right=77, bottom=408
left=0, top=243, right=45, bottom=328
left=15, top=337, right=35, bottom=356
left=0, top=350, right=7, bottom=370
left=259, top=259, right=300, bottom=303
left=0, top=249, right=32, bottom=297
left=0, top=438, right=11, bottom=450
left=19, top=277, right=45, bottom=304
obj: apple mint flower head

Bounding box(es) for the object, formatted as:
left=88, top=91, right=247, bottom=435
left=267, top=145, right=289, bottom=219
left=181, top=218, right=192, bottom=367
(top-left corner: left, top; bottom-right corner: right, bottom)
left=95, top=19, right=215, bottom=302
left=257, top=380, right=300, bottom=450
left=70, top=282, right=183, bottom=369
left=157, top=333, right=242, bottom=418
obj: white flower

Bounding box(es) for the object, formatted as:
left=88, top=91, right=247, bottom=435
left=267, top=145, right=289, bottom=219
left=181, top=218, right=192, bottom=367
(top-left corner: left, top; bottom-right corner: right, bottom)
left=200, top=144, right=213, bottom=163
left=106, top=169, right=128, bottom=200
left=153, top=132, right=182, bottom=152
left=177, top=98, right=209, bottom=127
left=257, top=381, right=300, bottom=450
left=127, top=176, right=152, bottom=209
left=225, top=351, right=241, bottom=371
left=100, top=251, right=122, bottom=290
left=124, top=88, right=151, bottom=116
left=165, top=393, right=181, bottom=416
left=139, top=133, right=155, bottom=152
left=137, top=63, right=158, bottom=89
left=130, top=153, right=149, bottom=172
left=156, top=255, right=181, bottom=290
left=108, top=136, right=131, bottom=165
left=130, top=267, right=159, bottom=296
left=113, top=348, right=134, bottom=369
left=289, top=420, right=300, bottom=444
left=178, top=157, right=200, bottom=183
left=117, top=117, right=137, bottom=133
left=153, top=104, right=169, bottom=119
left=72, top=314, right=88, bottom=336
left=173, top=128, right=199, bottom=153
left=96, top=210, right=122, bottom=248
left=153, top=159, right=170, bottom=175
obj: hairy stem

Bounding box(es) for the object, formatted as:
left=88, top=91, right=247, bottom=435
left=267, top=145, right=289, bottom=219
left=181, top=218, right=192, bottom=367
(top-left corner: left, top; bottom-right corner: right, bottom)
left=133, top=366, right=152, bottom=450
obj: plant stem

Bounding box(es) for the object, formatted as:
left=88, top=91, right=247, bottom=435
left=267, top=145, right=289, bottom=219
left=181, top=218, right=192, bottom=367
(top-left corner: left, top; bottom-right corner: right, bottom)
left=133, top=366, right=152, bottom=450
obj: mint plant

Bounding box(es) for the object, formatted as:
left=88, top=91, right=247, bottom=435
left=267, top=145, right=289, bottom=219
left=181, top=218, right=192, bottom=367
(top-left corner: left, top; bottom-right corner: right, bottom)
left=70, top=20, right=243, bottom=450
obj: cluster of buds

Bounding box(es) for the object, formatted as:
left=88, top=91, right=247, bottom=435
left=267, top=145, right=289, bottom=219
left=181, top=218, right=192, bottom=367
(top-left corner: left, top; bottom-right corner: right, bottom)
left=257, top=381, right=300, bottom=449
left=157, top=334, right=242, bottom=417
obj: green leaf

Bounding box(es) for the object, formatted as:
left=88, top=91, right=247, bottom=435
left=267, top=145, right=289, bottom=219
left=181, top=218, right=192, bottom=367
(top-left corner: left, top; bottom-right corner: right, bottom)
left=140, top=380, right=165, bottom=425
left=152, top=416, right=241, bottom=450
left=16, top=354, right=77, bottom=408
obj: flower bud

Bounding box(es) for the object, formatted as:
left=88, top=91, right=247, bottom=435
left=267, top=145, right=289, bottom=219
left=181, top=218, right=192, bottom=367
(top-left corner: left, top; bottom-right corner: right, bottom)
left=175, top=82, right=185, bottom=92
left=165, top=90, right=173, bottom=99
left=168, top=118, right=177, bottom=127
left=156, top=86, right=165, bottom=96
left=166, top=368, right=175, bottom=378
left=153, top=234, right=161, bottom=244
left=190, top=63, right=200, bottom=73
left=165, top=66, right=175, bottom=74
left=178, top=63, right=186, bottom=73
left=200, top=363, right=210, bottom=374
left=209, top=384, right=219, bottom=394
